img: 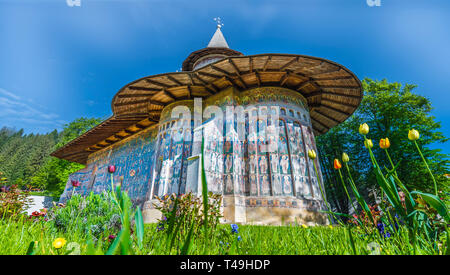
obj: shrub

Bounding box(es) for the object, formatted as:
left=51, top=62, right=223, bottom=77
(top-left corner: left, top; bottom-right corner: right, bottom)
left=0, top=184, right=31, bottom=220
left=46, top=192, right=122, bottom=242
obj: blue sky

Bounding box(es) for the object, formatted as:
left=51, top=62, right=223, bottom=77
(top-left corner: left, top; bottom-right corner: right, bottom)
left=0, top=0, right=449, bottom=154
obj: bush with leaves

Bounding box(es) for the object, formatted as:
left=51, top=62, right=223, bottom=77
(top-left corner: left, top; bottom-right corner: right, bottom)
left=155, top=192, right=222, bottom=235
left=0, top=183, right=31, bottom=220
left=46, top=192, right=122, bottom=242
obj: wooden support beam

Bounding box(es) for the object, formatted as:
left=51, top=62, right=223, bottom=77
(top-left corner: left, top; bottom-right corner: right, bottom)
left=321, top=104, right=352, bottom=116
left=315, top=109, right=341, bottom=124
left=187, top=74, right=195, bottom=85
left=210, top=65, right=230, bottom=75
left=128, top=86, right=161, bottom=92
left=262, top=56, right=272, bottom=71
left=225, top=76, right=245, bottom=90
left=166, top=75, right=183, bottom=86
left=321, top=98, right=359, bottom=108
left=322, top=91, right=361, bottom=100
left=117, top=93, right=155, bottom=98
left=279, top=72, right=290, bottom=86
left=310, top=117, right=329, bottom=131
left=149, top=99, right=166, bottom=106
left=228, top=59, right=241, bottom=75
left=115, top=99, right=149, bottom=107
left=320, top=85, right=361, bottom=90
left=162, top=89, right=176, bottom=101
left=310, top=67, right=341, bottom=77
left=304, top=90, right=322, bottom=98
left=135, top=123, right=146, bottom=129
left=210, top=83, right=220, bottom=93
left=296, top=80, right=312, bottom=91
left=255, top=71, right=261, bottom=86
left=192, top=73, right=208, bottom=85
left=187, top=85, right=192, bottom=99
left=279, top=57, right=298, bottom=70
left=197, top=71, right=222, bottom=79
left=145, top=78, right=173, bottom=88
left=313, top=75, right=354, bottom=81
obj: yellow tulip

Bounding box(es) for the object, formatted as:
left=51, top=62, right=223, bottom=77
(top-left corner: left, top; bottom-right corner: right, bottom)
left=379, top=138, right=390, bottom=149
left=342, top=152, right=350, bottom=163
left=307, top=149, right=317, bottom=160
left=52, top=238, right=67, bottom=249
left=364, top=139, right=373, bottom=149
left=359, top=123, right=369, bottom=135
left=302, top=224, right=308, bottom=229
left=408, top=129, right=420, bottom=141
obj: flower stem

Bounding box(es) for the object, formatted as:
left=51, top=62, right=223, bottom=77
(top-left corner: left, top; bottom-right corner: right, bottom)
left=338, top=169, right=357, bottom=214
left=110, top=173, right=123, bottom=216
left=384, top=149, right=398, bottom=177
left=312, top=160, right=333, bottom=224
left=414, top=140, right=438, bottom=196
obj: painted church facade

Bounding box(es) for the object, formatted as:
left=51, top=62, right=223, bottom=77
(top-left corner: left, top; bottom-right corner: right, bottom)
left=53, top=25, right=362, bottom=225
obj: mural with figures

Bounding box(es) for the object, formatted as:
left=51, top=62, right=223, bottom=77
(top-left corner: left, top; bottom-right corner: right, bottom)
left=59, top=126, right=159, bottom=206
left=60, top=87, right=326, bottom=221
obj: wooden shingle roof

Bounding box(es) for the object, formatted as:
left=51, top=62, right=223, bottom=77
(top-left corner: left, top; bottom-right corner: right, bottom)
left=52, top=53, right=362, bottom=164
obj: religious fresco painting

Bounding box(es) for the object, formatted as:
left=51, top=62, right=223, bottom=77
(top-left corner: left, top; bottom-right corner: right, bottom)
left=53, top=24, right=363, bottom=225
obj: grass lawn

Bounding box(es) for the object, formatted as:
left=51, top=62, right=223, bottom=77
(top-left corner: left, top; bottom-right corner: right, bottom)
left=0, top=217, right=444, bottom=255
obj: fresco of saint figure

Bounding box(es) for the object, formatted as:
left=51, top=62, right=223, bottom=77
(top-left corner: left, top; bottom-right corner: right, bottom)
left=280, top=155, right=290, bottom=174
left=259, top=155, right=267, bottom=174
left=225, top=154, right=232, bottom=173
left=234, top=156, right=242, bottom=174
left=250, top=155, right=257, bottom=173
left=283, top=175, right=292, bottom=195
left=272, top=174, right=282, bottom=195
left=217, top=154, right=223, bottom=173
left=261, top=175, right=270, bottom=195
left=270, top=154, right=279, bottom=173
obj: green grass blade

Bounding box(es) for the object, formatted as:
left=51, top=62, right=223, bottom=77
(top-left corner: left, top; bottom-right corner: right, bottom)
left=105, top=229, right=124, bottom=255
left=26, top=241, right=36, bottom=255
left=134, top=206, right=144, bottom=250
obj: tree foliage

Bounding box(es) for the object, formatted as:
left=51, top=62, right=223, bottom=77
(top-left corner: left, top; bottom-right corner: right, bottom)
left=0, top=118, right=101, bottom=196
left=316, top=78, right=449, bottom=214
left=31, top=118, right=102, bottom=196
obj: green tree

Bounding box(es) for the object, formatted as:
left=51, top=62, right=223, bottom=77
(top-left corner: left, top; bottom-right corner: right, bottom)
left=31, top=117, right=102, bottom=196
left=317, top=78, right=449, bottom=214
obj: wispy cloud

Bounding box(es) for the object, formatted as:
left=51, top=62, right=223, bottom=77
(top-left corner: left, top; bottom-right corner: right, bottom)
left=0, top=88, right=66, bottom=132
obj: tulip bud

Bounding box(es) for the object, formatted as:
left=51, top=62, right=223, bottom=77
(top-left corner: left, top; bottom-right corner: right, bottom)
left=379, top=138, right=390, bottom=149
left=308, top=149, right=317, bottom=160
left=364, top=139, right=373, bottom=149
left=333, top=159, right=342, bottom=170
left=342, top=153, right=350, bottom=163
left=408, top=129, right=420, bottom=141
left=108, top=165, right=116, bottom=173
left=359, top=123, right=369, bottom=135
left=71, top=180, right=80, bottom=187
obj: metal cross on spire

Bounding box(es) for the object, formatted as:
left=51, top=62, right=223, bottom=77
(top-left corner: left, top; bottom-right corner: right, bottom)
left=213, top=17, right=224, bottom=29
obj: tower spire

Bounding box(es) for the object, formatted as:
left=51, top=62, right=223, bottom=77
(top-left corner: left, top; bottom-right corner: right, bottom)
left=207, top=17, right=229, bottom=48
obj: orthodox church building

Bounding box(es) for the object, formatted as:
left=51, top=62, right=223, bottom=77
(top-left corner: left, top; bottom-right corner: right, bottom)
left=52, top=24, right=362, bottom=225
